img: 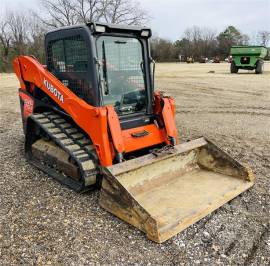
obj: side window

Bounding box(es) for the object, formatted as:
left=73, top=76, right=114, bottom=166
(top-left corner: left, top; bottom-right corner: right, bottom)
left=48, top=39, right=65, bottom=72
left=47, top=35, right=94, bottom=105
left=65, top=37, right=88, bottom=72
left=48, top=35, right=88, bottom=73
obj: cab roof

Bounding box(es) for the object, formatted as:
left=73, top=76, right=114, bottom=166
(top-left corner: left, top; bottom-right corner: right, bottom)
left=46, top=21, right=152, bottom=38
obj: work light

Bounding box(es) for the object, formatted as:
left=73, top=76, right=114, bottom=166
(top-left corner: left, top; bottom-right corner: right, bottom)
left=141, top=30, right=150, bottom=37
left=95, top=25, right=106, bottom=33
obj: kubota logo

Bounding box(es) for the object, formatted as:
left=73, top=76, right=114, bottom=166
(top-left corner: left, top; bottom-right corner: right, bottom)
left=43, top=79, right=64, bottom=103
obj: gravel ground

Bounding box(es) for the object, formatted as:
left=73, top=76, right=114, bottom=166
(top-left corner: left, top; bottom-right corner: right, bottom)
left=0, top=63, right=270, bottom=265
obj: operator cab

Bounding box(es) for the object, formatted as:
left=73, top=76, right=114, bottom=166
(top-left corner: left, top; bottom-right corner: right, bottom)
left=45, top=22, right=154, bottom=129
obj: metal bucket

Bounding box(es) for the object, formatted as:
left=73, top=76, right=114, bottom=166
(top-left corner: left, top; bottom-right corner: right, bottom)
left=99, top=137, right=254, bottom=243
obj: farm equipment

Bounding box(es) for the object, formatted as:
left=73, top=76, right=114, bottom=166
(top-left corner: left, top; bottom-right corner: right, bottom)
left=230, top=46, right=268, bottom=74
left=199, top=57, right=207, bottom=63
left=213, top=56, right=220, bottom=63
left=186, top=56, right=194, bottom=63
left=13, top=22, right=255, bottom=243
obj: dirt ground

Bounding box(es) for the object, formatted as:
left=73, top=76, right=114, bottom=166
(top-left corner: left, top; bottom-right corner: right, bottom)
left=0, top=63, right=270, bottom=265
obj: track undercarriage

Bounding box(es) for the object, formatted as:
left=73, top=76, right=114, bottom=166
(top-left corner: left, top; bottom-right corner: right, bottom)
left=26, top=112, right=99, bottom=191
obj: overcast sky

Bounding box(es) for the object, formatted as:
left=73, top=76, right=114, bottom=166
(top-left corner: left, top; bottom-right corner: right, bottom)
left=142, top=0, right=270, bottom=41
left=1, top=0, right=270, bottom=41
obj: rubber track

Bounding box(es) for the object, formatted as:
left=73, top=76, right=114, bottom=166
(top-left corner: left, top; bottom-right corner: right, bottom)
left=28, top=111, right=98, bottom=192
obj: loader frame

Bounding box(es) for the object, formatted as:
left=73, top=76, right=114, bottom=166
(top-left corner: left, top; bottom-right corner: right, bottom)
left=13, top=56, right=178, bottom=167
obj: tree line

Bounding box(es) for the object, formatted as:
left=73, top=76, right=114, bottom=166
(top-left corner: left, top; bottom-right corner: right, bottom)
left=0, top=0, right=148, bottom=72
left=152, top=26, right=270, bottom=62
left=0, top=0, right=269, bottom=72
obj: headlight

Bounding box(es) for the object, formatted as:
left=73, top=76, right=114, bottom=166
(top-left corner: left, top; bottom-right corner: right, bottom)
left=141, top=30, right=150, bottom=37
left=95, top=25, right=106, bottom=33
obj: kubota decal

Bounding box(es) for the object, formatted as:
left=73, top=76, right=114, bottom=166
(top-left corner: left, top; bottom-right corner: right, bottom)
left=44, top=79, right=64, bottom=103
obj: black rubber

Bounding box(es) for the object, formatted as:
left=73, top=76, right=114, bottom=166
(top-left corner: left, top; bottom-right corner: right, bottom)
left=25, top=111, right=99, bottom=192
left=230, top=61, right=238, bottom=73
left=255, top=60, right=264, bottom=74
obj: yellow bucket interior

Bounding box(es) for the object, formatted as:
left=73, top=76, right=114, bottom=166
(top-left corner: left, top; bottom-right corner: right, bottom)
left=99, top=138, right=254, bottom=243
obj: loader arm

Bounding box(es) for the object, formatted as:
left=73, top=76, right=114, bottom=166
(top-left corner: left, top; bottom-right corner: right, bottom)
left=14, top=56, right=114, bottom=166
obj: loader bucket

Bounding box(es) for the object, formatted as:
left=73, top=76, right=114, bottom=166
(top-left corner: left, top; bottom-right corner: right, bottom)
left=99, top=137, right=254, bottom=243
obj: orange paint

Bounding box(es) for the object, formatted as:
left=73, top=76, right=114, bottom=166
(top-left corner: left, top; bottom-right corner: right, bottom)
left=14, top=56, right=179, bottom=166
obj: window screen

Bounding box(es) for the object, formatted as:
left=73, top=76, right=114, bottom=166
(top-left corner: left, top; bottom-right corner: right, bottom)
left=47, top=35, right=93, bottom=104
left=47, top=35, right=88, bottom=73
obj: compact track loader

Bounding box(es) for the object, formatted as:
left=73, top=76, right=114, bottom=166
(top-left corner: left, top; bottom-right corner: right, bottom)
left=13, top=22, right=255, bottom=243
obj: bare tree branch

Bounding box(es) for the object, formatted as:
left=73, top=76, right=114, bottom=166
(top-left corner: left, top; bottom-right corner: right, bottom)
left=258, top=31, right=270, bottom=46
left=103, top=0, right=148, bottom=25
left=74, top=0, right=105, bottom=23
left=40, top=0, right=79, bottom=27
left=37, top=0, right=149, bottom=27
left=0, top=19, right=12, bottom=69
left=7, top=11, right=30, bottom=55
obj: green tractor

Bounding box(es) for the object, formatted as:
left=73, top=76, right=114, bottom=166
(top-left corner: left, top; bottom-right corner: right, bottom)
left=230, top=46, right=268, bottom=74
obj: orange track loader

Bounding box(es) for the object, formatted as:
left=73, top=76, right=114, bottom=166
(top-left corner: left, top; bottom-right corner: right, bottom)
left=13, top=22, right=255, bottom=243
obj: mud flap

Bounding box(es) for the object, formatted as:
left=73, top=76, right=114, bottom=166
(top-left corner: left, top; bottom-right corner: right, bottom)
left=99, top=137, right=255, bottom=243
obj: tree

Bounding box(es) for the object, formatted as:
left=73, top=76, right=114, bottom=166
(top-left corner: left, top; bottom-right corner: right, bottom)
left=102, top=0, right=148, bottom=25
left=0, top=11, right=30, bottom=71
left=174, top=38, right=190, bottom=61
left=0, top=9, right=47, bottom=71
left=38, top=0, right=149, bottom=27
left=217, top=25, right=248, bottom=58
left=27, top=14, right=47, bottom=63
left=39, top=0, right=79, bottom=27
left=7, top=12, right=30, bottom=56
left=258, top=31, right=270, bottom=47
left=151, top=37, right=179, bottom=62
left=74, top=0, right=106, bottom=23
left=175, top=26, right=217, bottom=61
left=0, top=18, right=12, bottom=71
